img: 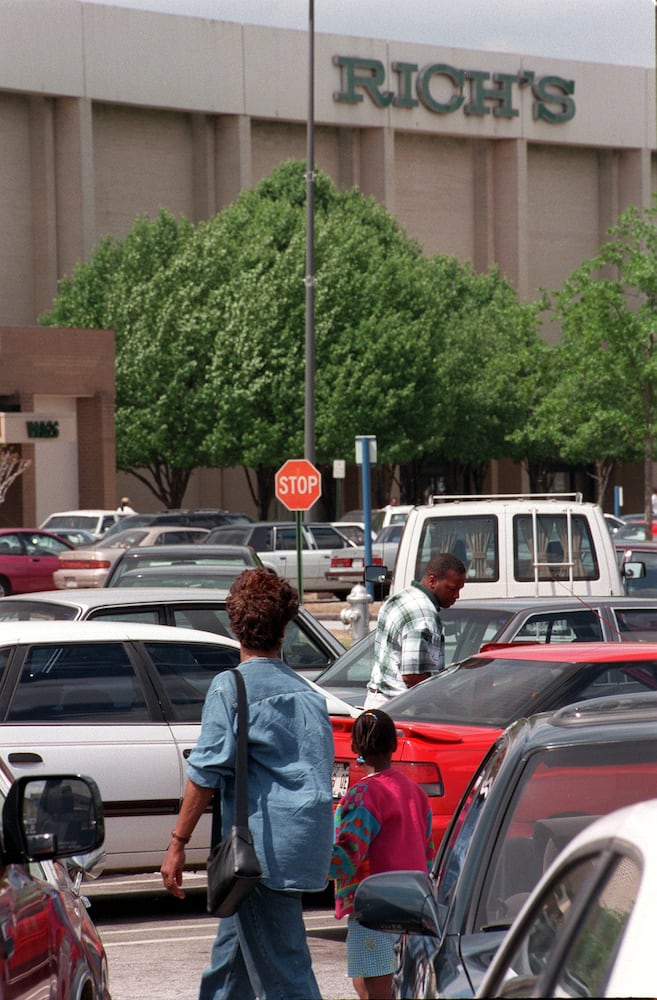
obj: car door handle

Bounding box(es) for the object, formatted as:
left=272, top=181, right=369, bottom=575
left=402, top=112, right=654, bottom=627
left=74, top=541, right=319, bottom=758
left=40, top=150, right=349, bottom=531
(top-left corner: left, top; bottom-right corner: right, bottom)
left=8, top=751, right=43, bottom=764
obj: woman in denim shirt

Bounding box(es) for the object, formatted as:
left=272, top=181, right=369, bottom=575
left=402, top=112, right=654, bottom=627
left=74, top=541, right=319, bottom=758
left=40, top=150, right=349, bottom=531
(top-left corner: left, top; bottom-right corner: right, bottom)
left=161, top=568, right=334, bottom=1000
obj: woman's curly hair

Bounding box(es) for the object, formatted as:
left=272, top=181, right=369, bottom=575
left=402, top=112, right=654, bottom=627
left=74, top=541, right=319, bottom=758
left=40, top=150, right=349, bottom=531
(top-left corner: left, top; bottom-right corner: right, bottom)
left=227, top=568, right=299, bottom=652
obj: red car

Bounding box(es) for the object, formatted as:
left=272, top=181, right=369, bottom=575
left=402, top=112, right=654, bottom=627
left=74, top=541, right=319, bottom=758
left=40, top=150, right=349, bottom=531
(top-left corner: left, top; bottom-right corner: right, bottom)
left=0, top=529, right=74, bottom=596
left=0, top=762, right=109, bottom=999
left=331, top=642, right=657, bottom=847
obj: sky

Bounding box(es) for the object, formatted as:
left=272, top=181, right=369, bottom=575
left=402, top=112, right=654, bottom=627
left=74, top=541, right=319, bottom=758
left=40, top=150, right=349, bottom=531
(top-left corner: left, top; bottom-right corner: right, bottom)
left=82, top=0, right=656, bottom=67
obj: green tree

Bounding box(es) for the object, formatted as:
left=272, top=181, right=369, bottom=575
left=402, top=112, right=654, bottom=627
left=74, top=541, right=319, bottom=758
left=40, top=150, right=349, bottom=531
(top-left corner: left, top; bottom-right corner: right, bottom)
left=41, top=210, right=211, bottom=507
left=39, top=161, right=546, bottom=514
left=167, top=162, right=439, bottom=515
left=426, top=260, right=543, bottom=493
left=505, top=335, right=566, bottom=493
left=548, top=201, right=657, bottom=512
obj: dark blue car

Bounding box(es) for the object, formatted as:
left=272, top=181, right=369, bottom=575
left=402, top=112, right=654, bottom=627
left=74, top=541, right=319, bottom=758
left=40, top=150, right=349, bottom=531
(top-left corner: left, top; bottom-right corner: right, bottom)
left=354, top=692, right=657, bottom=998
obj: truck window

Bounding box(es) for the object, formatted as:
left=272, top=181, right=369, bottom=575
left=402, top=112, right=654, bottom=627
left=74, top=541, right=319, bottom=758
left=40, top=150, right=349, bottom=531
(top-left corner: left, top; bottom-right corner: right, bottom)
left=414, top=514, right=499, bottom=582
left=513, top=514, right=599, bottom=582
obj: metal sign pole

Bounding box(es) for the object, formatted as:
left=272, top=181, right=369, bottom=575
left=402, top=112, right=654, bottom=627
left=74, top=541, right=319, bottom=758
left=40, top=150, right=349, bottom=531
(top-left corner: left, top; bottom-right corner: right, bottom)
left=295, top=509, right=304, bottom=603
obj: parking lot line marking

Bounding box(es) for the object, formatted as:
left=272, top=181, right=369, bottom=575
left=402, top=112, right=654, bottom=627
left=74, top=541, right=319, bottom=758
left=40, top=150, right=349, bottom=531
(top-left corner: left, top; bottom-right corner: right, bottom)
left=103, top=934, right=216, bottom=947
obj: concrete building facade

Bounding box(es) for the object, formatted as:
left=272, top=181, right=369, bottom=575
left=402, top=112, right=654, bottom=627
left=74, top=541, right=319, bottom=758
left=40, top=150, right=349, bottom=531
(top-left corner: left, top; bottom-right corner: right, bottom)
left=0, top=1, right=654, bottom=518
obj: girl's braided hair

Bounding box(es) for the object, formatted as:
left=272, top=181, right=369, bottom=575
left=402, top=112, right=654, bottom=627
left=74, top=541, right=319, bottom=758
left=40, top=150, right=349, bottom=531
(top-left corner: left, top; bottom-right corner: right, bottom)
left=351, top=708, right=398, bottom=758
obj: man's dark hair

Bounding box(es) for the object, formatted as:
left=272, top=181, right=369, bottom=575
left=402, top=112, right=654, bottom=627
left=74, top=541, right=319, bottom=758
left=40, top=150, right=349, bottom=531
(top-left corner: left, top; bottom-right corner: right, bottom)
left=424, top=552, right=466, bottom=579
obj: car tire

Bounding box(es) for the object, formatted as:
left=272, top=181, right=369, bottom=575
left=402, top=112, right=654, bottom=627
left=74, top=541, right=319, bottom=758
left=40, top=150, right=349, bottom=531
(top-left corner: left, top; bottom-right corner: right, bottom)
left=0, top=577, right=11, bottom=597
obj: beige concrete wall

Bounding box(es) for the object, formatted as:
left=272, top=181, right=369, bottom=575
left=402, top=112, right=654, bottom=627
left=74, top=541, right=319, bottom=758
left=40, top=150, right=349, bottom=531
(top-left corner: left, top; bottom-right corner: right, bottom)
left=527, top=145, right=602, bottom=306
left=395, top=134, right=475, bottom=260
left=93, top=105, right=196, bottom=239
left=0, top=1, right=652, bottom=325
left=0, top=94, right=34, bottom=324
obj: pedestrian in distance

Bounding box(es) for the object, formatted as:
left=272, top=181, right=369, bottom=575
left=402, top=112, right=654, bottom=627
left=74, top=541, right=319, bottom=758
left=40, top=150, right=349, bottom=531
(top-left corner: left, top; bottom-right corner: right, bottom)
left=364, top=551, right=466, bottom=708
left=116, top=496, right=136, bottom=513
left=160, top=567, right=334, bottom=1000
left=329, top=708, right=434, bottom=1000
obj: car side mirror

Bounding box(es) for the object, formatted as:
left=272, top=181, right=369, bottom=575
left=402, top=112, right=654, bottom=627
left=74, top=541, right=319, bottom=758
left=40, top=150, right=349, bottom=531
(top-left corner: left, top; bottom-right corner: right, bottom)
left=622, top=560, right=646, bottom=580
left=353, top=870, right=442, bottom=937
left=365, top=564, right=391, bottom=585
left=2, top=774, right=105, bottom=864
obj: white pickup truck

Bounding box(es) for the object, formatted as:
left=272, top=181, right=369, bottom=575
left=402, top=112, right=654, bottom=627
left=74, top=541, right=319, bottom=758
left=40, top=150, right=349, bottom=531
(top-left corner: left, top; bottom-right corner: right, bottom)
left=373, top=493, right=628, bottom=600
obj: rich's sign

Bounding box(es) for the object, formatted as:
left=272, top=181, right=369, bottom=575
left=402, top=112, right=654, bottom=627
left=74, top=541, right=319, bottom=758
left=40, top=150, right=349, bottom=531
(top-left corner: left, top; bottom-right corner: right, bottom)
left=333, top=56, right=575, bottom=123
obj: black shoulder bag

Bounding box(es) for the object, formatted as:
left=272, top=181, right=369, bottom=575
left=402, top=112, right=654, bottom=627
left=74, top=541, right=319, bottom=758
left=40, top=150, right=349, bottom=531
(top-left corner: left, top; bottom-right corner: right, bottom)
left=206, top=668, right=262, bottom=917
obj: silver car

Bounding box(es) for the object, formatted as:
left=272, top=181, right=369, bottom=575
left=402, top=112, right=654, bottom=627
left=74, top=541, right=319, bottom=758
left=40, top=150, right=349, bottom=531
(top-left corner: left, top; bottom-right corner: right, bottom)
left=53, top=525, right=211, bottom=589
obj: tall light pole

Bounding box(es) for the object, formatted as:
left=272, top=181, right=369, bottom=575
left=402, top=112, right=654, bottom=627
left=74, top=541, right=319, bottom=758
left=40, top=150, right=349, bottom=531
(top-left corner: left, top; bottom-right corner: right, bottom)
left=304, top=0, right=315, bottom=470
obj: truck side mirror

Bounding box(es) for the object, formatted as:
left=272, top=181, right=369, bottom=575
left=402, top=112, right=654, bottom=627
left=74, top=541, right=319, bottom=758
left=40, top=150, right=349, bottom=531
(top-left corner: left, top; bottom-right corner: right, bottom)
left=622, top=560, right=646, bottom=580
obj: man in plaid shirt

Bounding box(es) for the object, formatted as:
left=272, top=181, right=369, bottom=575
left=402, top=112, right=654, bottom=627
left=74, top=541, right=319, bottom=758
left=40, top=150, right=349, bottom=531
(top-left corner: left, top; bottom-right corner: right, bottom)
left=364, top=552, right=466, bottom=709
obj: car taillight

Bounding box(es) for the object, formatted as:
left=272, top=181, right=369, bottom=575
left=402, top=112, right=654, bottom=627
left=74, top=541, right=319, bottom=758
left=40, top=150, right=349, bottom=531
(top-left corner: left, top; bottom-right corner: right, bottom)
left=331, top=556, right=354, bottom=569
left=58, top=559, right=111, bottom=570
left=391, top=761, right=443, bottom=797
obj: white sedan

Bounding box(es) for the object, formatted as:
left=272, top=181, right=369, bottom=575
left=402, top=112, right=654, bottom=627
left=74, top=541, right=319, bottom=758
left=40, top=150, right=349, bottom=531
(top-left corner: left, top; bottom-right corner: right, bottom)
left=478, top=798, right=657, bottom=999
left=0, top=620, right=355, bottom=874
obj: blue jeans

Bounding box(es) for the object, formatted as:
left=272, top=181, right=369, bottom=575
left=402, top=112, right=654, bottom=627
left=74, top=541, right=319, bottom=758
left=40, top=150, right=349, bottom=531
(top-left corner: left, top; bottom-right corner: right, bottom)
left=198, top=884, right=322, bottom=1000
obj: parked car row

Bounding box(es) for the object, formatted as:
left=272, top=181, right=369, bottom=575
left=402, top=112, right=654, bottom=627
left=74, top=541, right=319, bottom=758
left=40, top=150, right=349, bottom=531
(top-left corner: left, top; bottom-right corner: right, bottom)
left=204, top=520, right=358, bottom=595
left=0, top=586, right=344, bottom=680
left=316, top=594, right=657, bottom=706
left=0, top=576, right=657, bottom=997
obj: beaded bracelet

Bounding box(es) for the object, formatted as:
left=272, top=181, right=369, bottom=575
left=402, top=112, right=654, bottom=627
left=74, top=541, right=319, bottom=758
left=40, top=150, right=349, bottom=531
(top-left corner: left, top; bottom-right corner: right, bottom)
left=170, top=830, right=190, bottom=846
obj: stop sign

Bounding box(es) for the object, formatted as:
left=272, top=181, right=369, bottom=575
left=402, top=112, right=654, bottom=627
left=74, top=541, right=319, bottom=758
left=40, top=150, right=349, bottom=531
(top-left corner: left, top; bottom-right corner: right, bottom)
left=275, top=458, right=322, bottom=511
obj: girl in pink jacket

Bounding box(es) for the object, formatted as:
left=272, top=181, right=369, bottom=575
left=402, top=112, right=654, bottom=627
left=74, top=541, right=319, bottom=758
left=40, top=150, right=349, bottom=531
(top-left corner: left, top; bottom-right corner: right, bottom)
left=330, top=709, right=434, bottom=1000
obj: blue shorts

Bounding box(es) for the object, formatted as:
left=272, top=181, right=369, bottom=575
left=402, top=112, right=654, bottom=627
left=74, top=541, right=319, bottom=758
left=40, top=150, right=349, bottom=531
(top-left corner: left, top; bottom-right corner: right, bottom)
left=346, top=914, right=399, bottom=979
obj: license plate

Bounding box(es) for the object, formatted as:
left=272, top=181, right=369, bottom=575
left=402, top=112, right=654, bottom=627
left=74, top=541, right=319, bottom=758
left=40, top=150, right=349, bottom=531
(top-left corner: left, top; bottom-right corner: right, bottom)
left=332, top=762, right=350, bottom=800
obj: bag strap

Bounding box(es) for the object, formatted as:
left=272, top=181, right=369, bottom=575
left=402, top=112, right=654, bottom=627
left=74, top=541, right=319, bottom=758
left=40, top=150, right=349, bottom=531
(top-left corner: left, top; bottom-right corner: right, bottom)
left=210, top=668, right=249, bottom=844
left=232, top=667, right=249, bottom=827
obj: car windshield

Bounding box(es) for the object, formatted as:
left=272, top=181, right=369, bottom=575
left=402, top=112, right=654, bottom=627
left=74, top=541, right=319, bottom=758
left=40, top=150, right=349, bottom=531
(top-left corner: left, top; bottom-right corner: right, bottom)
left=315, top=632, right=375, bottom=688
left=44, top=515, right=100, bottom=531
left=110, top=551, right=252, bottom=585
left=102, top=529, right=150, bottom=549
left=389, top=654, right=657, bottom=728
left=115, top=569, right=243, bottom=588
left=474, top=738, right=657, bottom=932
left=434, top=734, right=657, bottom=937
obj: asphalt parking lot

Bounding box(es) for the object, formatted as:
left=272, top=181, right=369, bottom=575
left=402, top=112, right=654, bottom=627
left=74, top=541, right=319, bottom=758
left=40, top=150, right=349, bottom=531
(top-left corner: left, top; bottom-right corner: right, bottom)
left=86, top=873, right=356, bottom=1000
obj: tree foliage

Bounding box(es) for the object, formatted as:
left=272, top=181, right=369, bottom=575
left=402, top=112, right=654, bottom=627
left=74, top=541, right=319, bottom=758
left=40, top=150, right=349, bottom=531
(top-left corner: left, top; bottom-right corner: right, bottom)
left=39, top=160, right=554, bottom=513
left=546, top=200, right=657, bottom=510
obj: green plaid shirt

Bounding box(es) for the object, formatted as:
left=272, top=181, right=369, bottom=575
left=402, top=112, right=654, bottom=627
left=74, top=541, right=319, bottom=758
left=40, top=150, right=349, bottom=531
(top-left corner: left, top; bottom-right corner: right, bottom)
left=368, top=581, right=445, bottom=698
